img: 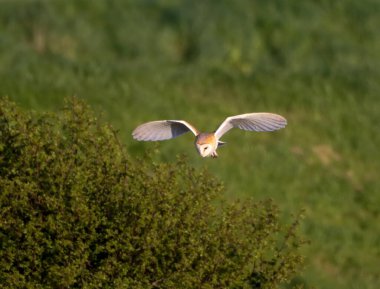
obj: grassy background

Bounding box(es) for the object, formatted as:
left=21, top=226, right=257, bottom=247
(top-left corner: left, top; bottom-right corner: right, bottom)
left=1, top=0, right=379, bottom=288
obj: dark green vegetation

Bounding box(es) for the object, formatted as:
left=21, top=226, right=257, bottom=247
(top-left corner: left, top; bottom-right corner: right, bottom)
left=0, top=0, right=379, bottom=288
left=0, top=98, right=304, bottom=288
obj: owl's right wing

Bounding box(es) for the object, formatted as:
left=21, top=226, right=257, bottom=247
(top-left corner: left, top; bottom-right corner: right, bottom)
left=132, top=120, right=199, bottom=141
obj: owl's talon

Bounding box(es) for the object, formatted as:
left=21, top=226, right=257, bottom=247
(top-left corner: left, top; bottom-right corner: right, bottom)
left=211, top=152, right=218, bottom=158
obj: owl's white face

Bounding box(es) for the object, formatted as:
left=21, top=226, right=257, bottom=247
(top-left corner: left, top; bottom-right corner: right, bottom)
left=196, top=143, right=213, bottom=157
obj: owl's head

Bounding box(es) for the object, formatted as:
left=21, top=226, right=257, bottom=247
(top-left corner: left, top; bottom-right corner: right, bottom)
left=196, top=143, right=213, bottom=157
left=195, top=133, right=217, bottom=158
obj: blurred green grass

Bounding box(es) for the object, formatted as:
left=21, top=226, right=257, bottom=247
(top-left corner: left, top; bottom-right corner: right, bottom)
left=1, top=0, right=379, bottom=288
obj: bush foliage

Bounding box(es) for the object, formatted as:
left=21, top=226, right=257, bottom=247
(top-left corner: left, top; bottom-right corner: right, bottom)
left=0, top=97, right=305, bottom=288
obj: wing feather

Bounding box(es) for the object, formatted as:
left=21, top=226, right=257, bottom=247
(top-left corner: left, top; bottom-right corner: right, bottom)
left=214, top=113, right=287, bottom=139
left=132, top=120, right=198, bottom=141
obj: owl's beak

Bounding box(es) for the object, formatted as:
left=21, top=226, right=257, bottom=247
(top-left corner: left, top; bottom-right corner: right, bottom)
left=196, top=147, right=208, bottom=157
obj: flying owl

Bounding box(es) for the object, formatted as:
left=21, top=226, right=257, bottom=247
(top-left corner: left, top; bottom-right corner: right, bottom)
left=132, top=113, right=287, bottom=158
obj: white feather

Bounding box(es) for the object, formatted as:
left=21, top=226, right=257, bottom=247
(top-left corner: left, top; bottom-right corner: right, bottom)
left=214, top=113, right=287, bottom=139
left=132, top=120, right=198, bottom=141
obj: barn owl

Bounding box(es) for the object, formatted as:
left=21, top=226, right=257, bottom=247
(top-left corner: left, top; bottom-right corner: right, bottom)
left=132, top=113, right=287, bottom=158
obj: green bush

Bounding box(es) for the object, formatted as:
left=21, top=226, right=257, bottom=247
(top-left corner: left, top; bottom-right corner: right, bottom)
left=0, top=97, right=305, bottom=289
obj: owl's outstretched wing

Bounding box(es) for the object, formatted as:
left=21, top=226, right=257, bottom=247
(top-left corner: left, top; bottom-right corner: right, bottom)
left=132, top=120, right=199, bottom=141
left=214, top=113, right=287, bottom=139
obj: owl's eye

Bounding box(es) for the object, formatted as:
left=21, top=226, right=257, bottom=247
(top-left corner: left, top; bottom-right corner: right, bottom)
left=203, top=147, right=208, bottom=151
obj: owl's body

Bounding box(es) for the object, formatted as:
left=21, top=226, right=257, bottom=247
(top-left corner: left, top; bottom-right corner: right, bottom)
left=132, top=112, right=287, bottom=158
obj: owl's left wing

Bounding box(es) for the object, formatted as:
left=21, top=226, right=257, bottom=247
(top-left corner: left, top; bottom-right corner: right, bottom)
left=132, top=120, right=199, bottom=141
left=214, top=113, right=287, bottom=139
